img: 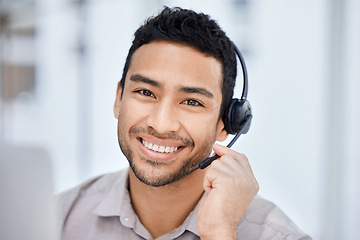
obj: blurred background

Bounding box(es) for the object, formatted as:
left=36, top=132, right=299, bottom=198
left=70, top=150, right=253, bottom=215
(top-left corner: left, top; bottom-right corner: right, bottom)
left=0, top=0, right=359, bottom=239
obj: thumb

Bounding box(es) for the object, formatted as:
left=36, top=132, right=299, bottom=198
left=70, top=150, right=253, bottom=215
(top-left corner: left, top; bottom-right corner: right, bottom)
left=212, top=143, right=229, bottom=157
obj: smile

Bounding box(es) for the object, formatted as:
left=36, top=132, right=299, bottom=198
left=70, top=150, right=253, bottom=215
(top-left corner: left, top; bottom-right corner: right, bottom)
left=140, top=138, right=180, bottom=153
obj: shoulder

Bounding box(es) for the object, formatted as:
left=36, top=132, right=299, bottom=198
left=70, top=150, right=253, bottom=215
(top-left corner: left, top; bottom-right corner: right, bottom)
left=55, top=169, right=128, bottom=227
left=237, top=196, right=312, bottom=240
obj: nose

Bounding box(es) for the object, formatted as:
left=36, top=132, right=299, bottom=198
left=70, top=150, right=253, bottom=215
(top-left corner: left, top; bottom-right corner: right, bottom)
left=146, top=99, right=181, bottom=134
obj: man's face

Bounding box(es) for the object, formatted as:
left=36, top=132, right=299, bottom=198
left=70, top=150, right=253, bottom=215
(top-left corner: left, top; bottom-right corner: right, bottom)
left=114, top=40, right=228, bottom=187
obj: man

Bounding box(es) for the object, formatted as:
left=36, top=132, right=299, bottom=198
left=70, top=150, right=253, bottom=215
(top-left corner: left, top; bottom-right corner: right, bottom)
left=57, top=7, right=311, bottom=240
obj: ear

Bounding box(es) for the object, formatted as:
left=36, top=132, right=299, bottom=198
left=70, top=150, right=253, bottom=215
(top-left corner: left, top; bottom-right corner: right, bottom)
left=113, top=82, right=123, bottom=119
left=215, top=119, right=229, bottom=142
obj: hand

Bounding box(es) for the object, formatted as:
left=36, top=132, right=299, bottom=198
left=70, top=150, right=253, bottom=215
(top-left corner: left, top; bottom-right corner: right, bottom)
left=197, top=144, right=259, bottom=240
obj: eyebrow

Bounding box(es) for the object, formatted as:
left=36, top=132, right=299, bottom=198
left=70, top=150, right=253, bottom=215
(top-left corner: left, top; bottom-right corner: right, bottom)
left=129, top=74, right=162, bottom=88
left=178, top=86, right=214, bottom=98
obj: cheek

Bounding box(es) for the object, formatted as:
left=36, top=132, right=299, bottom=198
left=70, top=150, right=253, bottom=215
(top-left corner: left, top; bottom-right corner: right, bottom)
left=180, top=114, right=218, bottom=144
left=118, top=99, right=148, bottom=128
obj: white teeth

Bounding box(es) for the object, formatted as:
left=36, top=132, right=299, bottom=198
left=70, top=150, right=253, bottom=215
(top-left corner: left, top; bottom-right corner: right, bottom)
left=142, top=139, right=179, bottom=153
left=159, top=146, right=165, bottom=153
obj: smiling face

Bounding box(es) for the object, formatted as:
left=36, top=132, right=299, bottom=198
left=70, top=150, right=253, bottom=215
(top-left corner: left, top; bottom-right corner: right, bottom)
left=114, top=41, right=228, bottom=187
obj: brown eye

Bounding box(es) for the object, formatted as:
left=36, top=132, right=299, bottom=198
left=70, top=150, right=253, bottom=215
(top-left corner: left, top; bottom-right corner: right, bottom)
left=136, top=89, right=155, bottom=98
left=182, top=99, right=204, bottom=107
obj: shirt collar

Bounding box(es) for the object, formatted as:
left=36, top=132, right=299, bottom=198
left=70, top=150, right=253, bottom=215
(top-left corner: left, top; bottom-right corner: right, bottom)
left=92, top=167, right=200, bottom=238
left=92, top=168, right=130, bottom=217
left=182, top=200, right=200, bottom=236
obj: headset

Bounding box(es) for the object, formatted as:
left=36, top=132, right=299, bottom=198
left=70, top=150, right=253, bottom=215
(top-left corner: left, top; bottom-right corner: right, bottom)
left=198, top=42, right=253, bottom=169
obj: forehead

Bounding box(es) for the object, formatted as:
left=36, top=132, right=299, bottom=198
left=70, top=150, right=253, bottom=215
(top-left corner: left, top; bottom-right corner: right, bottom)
left=126, top=41, right=223, bottom=98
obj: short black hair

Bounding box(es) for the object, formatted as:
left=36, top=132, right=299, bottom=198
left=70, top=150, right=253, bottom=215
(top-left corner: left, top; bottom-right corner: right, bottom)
left=120, top=6, right=237, bottom=119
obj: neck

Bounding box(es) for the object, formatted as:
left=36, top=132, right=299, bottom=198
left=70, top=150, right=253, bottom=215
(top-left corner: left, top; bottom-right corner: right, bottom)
left=129, top=168, right=205, bottom=239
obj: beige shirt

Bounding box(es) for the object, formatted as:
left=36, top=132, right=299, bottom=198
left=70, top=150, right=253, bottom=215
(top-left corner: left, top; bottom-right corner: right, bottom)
left=56, top=168, right=311, bottom=240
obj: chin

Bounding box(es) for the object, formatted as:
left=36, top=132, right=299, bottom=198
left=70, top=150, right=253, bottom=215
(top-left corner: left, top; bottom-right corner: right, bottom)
left=129, top=156, right=200, bottom=187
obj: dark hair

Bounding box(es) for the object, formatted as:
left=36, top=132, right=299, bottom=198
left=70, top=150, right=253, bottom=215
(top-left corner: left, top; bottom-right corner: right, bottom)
left=120, top=6, right=237, bottom=119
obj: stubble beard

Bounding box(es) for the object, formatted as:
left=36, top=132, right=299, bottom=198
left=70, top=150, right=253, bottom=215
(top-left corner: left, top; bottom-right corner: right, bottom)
left=117, top=125, right=215, bottom=188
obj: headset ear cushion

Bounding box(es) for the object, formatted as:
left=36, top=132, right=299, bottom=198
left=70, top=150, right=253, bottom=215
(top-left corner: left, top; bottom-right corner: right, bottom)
left=223, top=98, right=252, bottom=134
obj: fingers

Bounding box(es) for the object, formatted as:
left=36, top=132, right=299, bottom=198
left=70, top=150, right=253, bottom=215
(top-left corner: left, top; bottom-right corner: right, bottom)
left=198, top=144, right=259, bottom=238
left=203, top=143, right=259, bottom=194
left=212, top=143, right=253, bottom=172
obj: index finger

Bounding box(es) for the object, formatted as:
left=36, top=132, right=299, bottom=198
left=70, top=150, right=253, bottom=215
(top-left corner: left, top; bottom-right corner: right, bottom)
left=212, top=144, right=251, bottom=169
